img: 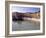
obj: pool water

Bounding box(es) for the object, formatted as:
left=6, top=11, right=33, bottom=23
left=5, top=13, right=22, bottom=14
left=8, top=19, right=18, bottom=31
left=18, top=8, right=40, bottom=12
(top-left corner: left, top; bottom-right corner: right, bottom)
left=12, top=20, right=40, bottom=31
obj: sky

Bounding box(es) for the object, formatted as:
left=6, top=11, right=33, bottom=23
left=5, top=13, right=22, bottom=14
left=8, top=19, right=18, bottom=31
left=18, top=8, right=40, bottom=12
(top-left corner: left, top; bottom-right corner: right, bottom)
left=12, top=6, right=40, bottom=13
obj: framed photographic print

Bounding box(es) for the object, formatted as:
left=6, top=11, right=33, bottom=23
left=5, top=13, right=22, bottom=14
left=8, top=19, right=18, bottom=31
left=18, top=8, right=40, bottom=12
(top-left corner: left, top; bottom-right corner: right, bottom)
left=5, top=1, right=45, bottom=37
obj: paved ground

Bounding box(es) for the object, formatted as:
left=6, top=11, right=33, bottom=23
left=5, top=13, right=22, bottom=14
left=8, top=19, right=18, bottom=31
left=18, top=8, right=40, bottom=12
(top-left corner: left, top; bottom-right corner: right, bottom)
left=12, top=20, right=40, bottom=31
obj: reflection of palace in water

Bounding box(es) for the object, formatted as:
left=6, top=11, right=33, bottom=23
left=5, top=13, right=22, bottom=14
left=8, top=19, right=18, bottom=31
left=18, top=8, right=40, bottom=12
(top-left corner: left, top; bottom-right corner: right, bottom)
left=12, top=12, right=40, bottom=21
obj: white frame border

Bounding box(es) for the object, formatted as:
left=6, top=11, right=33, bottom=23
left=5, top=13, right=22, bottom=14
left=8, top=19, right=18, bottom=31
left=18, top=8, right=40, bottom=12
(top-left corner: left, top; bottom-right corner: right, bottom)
left=9, top=4, right=43, bottom=34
